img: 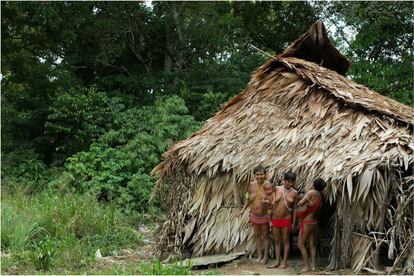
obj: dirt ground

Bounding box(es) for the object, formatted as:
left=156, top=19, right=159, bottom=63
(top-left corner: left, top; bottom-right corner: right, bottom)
left=99, top=245, right=354, bottom=275
left=195, top=256, right=348, bottom=275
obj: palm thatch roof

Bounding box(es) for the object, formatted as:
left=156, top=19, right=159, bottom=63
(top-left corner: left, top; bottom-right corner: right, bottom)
left=152, top=21, right=414, bottom=273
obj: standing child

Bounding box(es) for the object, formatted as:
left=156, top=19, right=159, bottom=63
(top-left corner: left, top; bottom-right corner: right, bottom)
left=238, top=165, right=271, bottom=264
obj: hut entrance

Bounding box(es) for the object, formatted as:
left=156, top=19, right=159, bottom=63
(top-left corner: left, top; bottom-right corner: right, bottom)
left=317, top=198, right=336, bottom=257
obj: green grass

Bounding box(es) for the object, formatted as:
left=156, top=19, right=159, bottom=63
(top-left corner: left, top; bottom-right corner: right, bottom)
left=1, top=189, right=142, bottom=274
left=0, top=183, right=208, bottom=274
left=139, top=259, right=193, bottom=275
left=83, top=259, right=193, bottom=275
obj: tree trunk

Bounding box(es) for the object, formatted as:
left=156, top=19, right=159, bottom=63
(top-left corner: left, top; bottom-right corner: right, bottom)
left=163, top=1, right=186, bottom=72
left=170, top=1, right=185, bottom=70
left=164, top=30, right=174, bottom=72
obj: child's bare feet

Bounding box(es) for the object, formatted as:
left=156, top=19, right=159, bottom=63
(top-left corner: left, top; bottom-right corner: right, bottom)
left=256, top=256, right=263, bottom=263
left=301, top=266, right=309, bottom=273
left=310, top=265, right=317, bottom=271
left=278, top=262, right=288, bottom=269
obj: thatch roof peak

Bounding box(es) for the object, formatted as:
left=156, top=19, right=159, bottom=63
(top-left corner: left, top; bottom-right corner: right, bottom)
left=279, top=20, right=350, bottom=75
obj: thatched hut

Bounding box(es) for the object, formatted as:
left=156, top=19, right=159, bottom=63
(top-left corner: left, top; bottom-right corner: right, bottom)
left=152, top=21, right=413, bottom=273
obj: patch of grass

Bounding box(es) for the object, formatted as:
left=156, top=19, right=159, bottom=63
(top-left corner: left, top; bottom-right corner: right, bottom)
left=1, top=190, right=142, bottom=274
left=1, top=255, right=16, bottom=273
left=139, top=259, right=193, bottom=275
left=1, top=203, right=41, bottom=252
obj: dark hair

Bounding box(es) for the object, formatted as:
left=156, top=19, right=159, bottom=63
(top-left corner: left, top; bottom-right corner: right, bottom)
left=284, top=171, right=296, bottom=182
left=253, top=165, right=266, bottom=174
left=313, top=178, right=326, bottom=191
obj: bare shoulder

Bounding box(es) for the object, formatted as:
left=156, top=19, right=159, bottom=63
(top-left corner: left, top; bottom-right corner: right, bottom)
left=309, top=190, right=319, bottom=197
left=249, top=181, right=256, bottom=190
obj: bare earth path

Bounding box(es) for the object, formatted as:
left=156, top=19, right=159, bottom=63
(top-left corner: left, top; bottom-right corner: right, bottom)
left=196, top=256, right=345, bottom=275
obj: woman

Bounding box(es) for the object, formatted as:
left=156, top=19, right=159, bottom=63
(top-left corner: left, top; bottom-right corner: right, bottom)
left=267, top=171, right=298, bottom=269
left=238, top=165, right=271, bottom=264
left=295, top=178, right=326, bottom=272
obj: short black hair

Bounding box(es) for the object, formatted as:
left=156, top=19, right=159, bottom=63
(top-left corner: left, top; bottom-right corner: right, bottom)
left=313, top=178, right=326, bottom=191
left=253, top=165, right=266, bottom=174
left=284, top=171, right=296, bottom=182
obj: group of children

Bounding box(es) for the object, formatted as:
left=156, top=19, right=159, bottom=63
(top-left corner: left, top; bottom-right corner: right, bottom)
left=238, top=165, right=326, bottom=272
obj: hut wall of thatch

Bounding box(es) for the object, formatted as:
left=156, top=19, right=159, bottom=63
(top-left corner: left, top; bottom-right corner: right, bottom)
left=153, top=21, right=414, bottom=273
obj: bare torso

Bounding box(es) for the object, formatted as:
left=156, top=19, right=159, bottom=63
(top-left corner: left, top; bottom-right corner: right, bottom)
left=248, top=180, right=268, bottom=215
left=271, top=186, right=298, bottom=219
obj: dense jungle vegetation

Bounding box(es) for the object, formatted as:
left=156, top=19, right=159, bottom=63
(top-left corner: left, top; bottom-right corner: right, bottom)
left=1, top=1, right=412, bottom=273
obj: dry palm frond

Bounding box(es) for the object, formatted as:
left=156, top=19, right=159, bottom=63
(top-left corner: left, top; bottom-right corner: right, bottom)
left=352, top=237, right=373, bottom=272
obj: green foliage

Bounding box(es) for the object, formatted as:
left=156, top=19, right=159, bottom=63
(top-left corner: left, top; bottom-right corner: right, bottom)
left=65, top=143, right=135, bottom=203
left=175, top=52, right=266, bottom=121
left=139, top=259, right=192, bottom=275
left=349, top=57, right=413, bottom=106
left=79, top=259, right=194, bottom=275
left=2, top=149, right=47, bottom=183
left=1, top=203, right=41, bottom=252
left=65, top=96, right=200, bottom=212
left=0, top=149, right=64, bottom=193
left=45, top=86, right=125, bottom=164
left=233, top=1, right=318, bottom=53
left=30, top=236, right=56, bottom=271
left=196, top=91, right=229, bottom=119
left=1, top=190, right=142, bottom=273
left=1, top=2, right=80, bottom=158
left=86, top=263, right=142, bottom=275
